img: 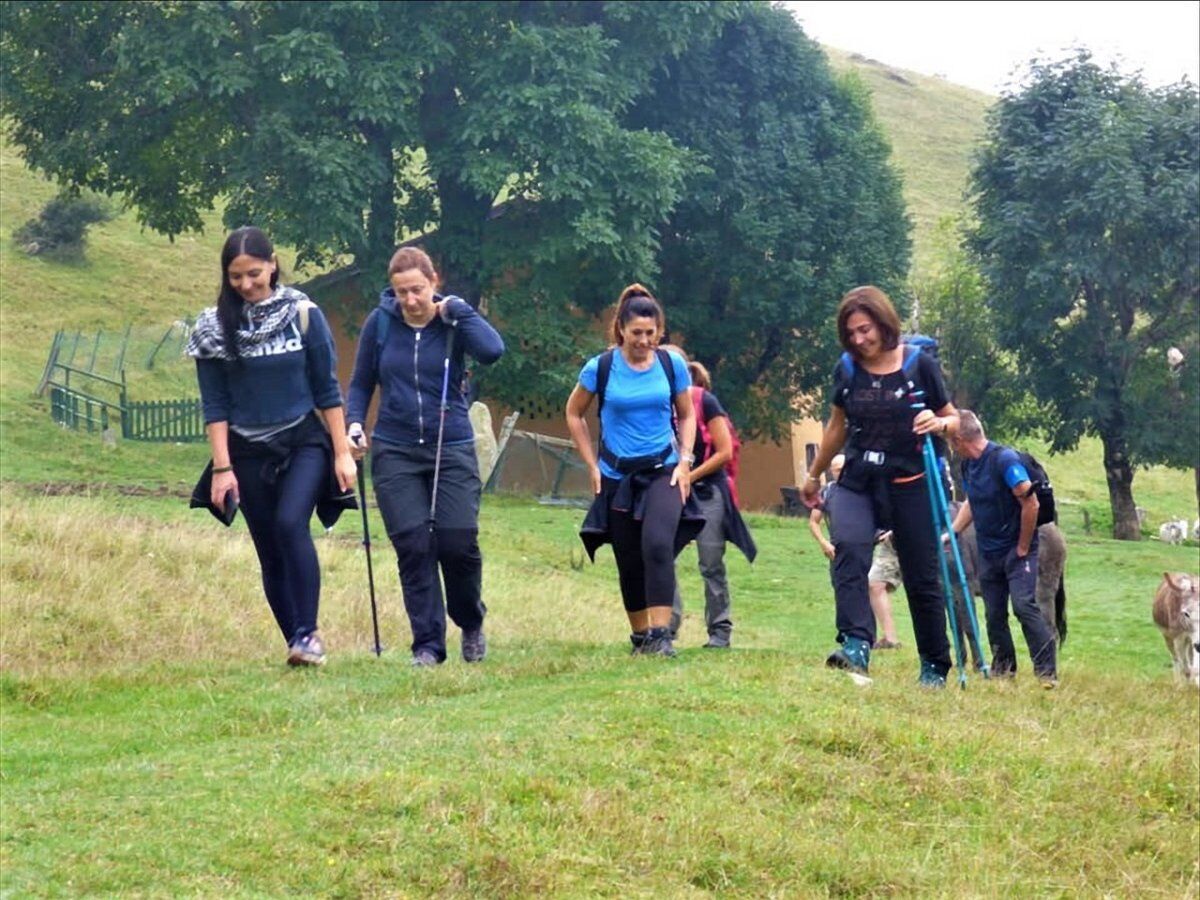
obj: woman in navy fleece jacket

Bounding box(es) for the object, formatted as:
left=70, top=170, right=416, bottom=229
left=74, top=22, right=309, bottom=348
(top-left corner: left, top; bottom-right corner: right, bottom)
left=346, top=246, right=504, bottom=667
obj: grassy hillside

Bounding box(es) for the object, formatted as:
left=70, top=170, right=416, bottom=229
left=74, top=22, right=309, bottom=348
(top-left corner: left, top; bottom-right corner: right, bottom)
left=0, top=129, right=320, bottom=488
left=825, top=45, right=994, bottom=278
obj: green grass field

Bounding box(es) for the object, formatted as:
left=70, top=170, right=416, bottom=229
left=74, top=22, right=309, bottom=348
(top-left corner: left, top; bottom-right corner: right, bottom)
left=2, top=488, right=1199, bottom=896
left=2, top=54, right=1198, bottom=897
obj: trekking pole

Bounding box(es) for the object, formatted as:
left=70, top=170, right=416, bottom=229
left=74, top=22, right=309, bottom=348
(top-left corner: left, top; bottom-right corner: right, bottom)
left=920, top=435, right=991, bottom=687
left=356, top=459, right=383, bottom=656
left=919, top=439, right=970, bottom=688
left=430, top=320, right=458, bottom=530
left=923, top=437, right=989, bottom=675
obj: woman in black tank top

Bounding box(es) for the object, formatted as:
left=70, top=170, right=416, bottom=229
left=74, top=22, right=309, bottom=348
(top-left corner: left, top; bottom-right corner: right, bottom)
left=799, top=286, right=961, bottom=687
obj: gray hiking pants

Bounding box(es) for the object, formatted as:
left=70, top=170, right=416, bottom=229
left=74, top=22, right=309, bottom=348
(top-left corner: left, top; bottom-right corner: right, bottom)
left=670, top=485, right=733, bottom=641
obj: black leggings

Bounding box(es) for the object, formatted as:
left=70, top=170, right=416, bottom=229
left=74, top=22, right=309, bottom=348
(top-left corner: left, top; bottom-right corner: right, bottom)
left=828, top=474, right=951, bottom=668
left=606, top=472, right=682, bottom=613
left=233, top=444, right=327, bottom=646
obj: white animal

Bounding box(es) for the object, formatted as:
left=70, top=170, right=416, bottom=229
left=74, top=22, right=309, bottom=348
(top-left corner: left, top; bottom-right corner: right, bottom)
left=1158, top=519, right=1188, bottom=545
left=1152, top=572, right=1200, bottom=685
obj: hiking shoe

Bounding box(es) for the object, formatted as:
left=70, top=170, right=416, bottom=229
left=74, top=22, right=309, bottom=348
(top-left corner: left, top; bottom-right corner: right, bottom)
left=918, top=658, right=948, bottom=689
left=826, top=636, right=870, bottom=675
left=704, top=634, right=731, bottom=649
left=1039, top=674, right=1059, bottom=690
left=411, top=649, right=439, bottom=668
left=287, top=633, right=326, bottom=667
left=642, top=627, right=677, bottom=658
left=462, top=627, right=487, bottom=663
left=630, top=631, right=650, bottom=655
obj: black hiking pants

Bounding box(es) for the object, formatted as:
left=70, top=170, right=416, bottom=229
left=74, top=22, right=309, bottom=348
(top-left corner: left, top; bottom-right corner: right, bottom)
left=371, top=439, right=485, bottom=662
left=828, top=474, right=951, bottom=670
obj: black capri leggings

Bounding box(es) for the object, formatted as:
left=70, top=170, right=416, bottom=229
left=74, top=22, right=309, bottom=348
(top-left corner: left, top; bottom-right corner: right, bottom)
left=605, top=472, right=682, bottom=613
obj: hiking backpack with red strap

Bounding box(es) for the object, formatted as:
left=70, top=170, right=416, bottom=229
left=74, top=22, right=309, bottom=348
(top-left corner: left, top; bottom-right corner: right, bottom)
left=692, top=386, right=744, bottom=508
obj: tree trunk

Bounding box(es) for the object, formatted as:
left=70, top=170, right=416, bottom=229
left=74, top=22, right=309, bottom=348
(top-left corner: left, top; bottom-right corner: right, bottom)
left=417, top=70, right=492, bottom=305
left=1101, top=430, right=1141, bottom=540
left=358, top=125, right=398, bottom=309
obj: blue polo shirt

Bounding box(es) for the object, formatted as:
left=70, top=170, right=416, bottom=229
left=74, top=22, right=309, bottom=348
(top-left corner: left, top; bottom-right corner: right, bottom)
left=961, top=441, right=1035, bottom=558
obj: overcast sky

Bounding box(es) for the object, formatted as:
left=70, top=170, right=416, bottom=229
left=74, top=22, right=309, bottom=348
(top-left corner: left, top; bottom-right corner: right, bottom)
left=782, top=1, right=1200, bottom=95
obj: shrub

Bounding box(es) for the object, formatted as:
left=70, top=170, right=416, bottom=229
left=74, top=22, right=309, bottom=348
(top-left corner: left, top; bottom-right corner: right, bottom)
left=13, top=193, right=114, bottom=257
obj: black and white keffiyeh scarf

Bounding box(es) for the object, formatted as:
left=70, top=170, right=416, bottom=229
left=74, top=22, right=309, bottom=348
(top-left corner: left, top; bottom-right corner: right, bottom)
left=187, top=285, right=308, bottom=360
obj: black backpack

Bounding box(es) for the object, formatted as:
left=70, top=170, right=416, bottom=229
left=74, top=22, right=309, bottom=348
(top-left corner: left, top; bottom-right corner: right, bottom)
left=593, top=347, right=677, bottom=416
left=1016, top=451, right=1057, bottom=526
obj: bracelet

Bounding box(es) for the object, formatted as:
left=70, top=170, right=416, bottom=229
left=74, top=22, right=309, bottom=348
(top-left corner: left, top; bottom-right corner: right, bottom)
left=212, top=465, right=233, bottom=474
left=805, top=474, right=820, bottom=483
left=680, top=453, right=695, bottom=464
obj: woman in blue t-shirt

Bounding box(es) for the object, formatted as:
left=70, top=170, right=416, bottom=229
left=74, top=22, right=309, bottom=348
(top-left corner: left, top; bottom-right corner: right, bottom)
left=188, top=227, right=356, bottom=667
left=565, top=284, right=699, bottom=657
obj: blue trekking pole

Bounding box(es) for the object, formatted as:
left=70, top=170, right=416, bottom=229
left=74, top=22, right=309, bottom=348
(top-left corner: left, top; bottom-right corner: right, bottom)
left=908, top=390, right=989, bottom=688
left=921, top=436, right=990, bottom=684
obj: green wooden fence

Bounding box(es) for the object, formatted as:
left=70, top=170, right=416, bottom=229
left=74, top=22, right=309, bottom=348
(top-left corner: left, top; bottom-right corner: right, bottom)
left=123, top=398, right=206, bottom=443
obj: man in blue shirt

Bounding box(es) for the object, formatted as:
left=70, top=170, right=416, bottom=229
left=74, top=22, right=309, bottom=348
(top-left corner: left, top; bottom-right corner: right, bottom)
left=949, top=410, right=1058, bottom=685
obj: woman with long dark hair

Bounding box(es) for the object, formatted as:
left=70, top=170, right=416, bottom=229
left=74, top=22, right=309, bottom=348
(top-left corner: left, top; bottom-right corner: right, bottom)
left=566, top=284, right=700, bottom=657
left=801, top=286, right=959, bottom=685
left=188, top=227, right=356, bottom=667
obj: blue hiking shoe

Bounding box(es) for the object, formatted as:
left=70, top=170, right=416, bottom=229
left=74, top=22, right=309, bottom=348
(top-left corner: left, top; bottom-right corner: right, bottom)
left=919, top=658, right=948, bottom=688
left=826, top=636, right=870, bottom=675
left=630, top=631, right=650, bottom=655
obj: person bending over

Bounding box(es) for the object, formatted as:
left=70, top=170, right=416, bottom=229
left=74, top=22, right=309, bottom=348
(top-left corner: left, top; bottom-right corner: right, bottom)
left=949, top=410, right=1057, bottom=686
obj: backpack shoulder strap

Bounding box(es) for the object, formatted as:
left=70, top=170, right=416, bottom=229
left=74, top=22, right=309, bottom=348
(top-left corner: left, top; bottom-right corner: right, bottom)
left=296, top=298, right=316, bottom=335
left=900, top=343, right=922, bottom=374
left=375, top=309, right=391, bottom=349
left=839, top=351, right=855, bottom=380
left=656, top=348, right=677, bottom=400
left=595, top=349, right=615, bottom=417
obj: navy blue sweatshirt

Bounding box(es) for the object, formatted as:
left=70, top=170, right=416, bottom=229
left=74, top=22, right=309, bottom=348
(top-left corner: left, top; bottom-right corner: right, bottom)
left=346, top=292, right=505, bottom=447
left=196, top=298, right=343, bottom=426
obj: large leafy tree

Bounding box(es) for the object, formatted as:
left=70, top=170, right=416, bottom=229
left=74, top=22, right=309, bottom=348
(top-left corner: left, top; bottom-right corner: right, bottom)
left=969, top=53, right=1199, bottom=539
left=1, top=0, right=734, bottom=403
left=627, top=5, right=910, bottom=437
left=915, top=217, right=1036, bottom=437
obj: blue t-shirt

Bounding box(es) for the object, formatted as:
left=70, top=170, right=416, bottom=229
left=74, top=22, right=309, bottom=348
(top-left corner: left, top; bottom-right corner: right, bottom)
left=962, top=441, right=1034, bottom=557
left=579, top=349, right=690, bottom=480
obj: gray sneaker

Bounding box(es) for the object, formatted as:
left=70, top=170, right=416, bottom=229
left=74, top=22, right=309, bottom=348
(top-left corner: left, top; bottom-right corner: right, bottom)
left=462, top=627, right=487, bottom=663
left=642, top=627, right=677, bottom=658
left=287, top=633, right=326, bottom=667
left=704, top=633, right=731, bottom=649
left=411, top=649, right=439, bottom=668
